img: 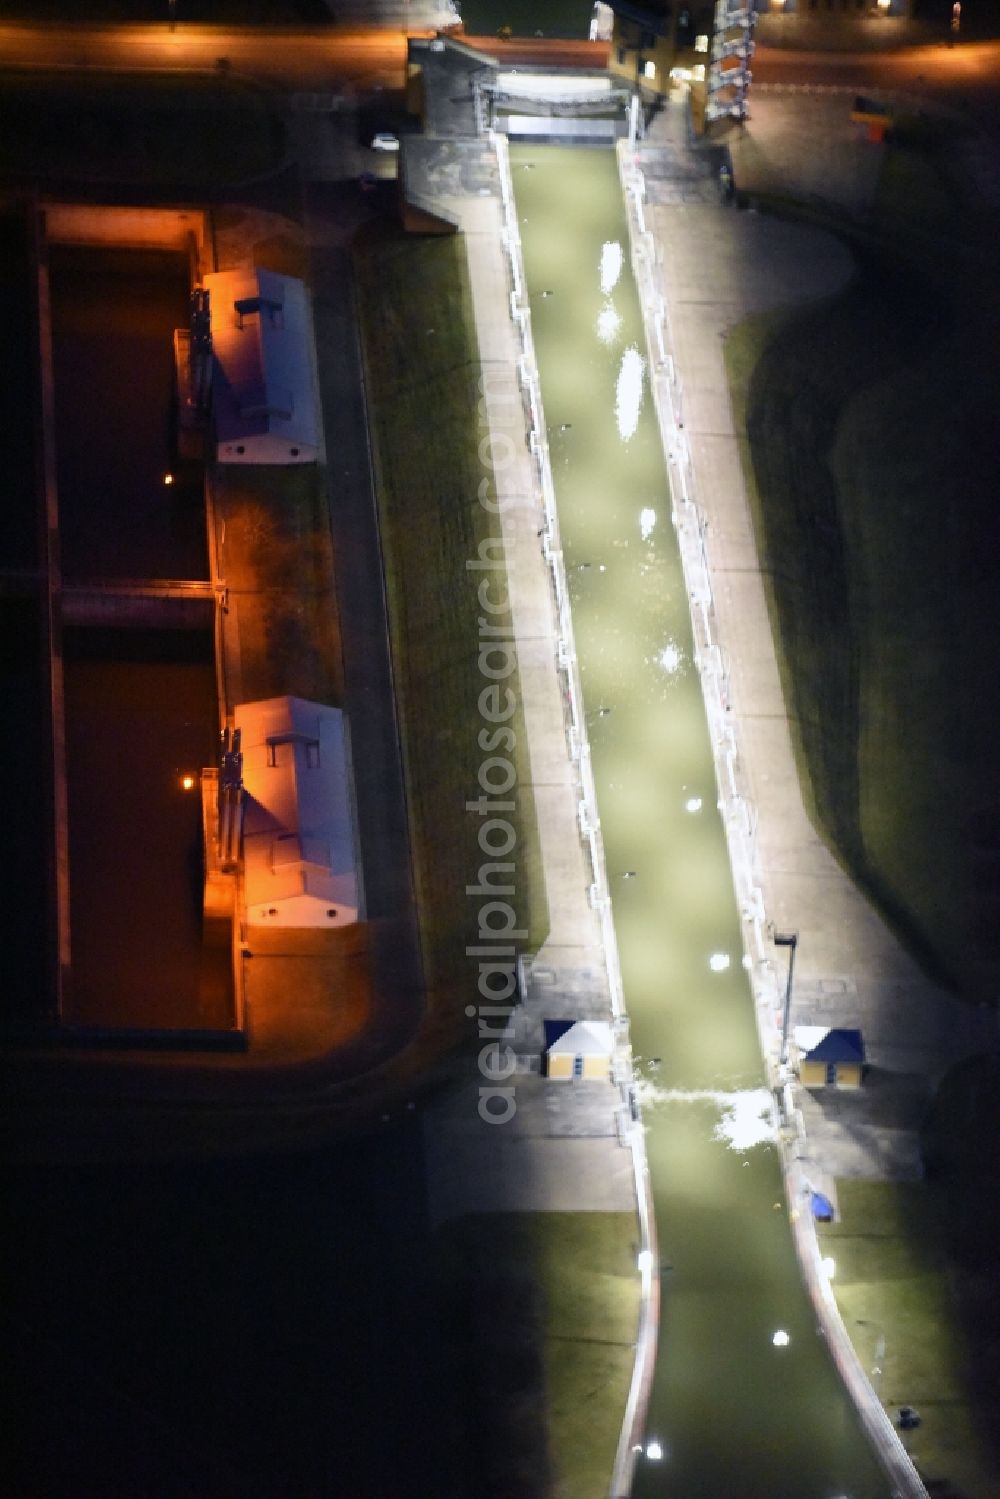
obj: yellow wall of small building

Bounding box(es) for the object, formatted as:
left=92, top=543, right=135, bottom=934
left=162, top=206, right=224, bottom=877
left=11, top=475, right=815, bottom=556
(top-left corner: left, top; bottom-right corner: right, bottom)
left=800, top=1059, right=863, bottom=1088
left=547, top=1053, right=611, bottom=1080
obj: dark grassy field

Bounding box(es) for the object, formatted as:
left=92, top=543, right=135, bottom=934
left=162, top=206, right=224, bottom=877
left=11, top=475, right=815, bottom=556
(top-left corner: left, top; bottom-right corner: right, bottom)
left=436, top=1212, right=639, bottom=1499
left=725, top=114, right=1000, bottom=998
left=1, top=1124, right=463, bottom=1499
left=921, top=1055, right=1000, bottom=1486
left=354, top=227, right=548, bottom=1015
left=820, top=1180, right=997, bottom=1497
left=0, top=69, right=283, bottom=187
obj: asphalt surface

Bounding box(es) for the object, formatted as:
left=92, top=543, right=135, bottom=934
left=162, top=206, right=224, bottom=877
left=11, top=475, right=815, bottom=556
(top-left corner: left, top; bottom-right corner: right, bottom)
left=753, top=37, right=1000, bottom=108
left=0, top=20, right=606, bottom=89
left=2, top=15, right=998, bottom=127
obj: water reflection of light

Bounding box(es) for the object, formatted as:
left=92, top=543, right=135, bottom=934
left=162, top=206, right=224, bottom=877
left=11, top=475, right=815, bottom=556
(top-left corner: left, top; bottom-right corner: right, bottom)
left=658, top=641, right=683, bottom=675
left=646, top=1439, right=664, bottom=1461
left=639, top=506, right=656, bottom=540
left=714, top=1088, right=774, bottom=1149
left=633, top=1084, right=776, bottom=1151
left=596, top=302, right=621, bottom=344
left=600, top=239, right=623, bottom=295
left=772, top=1329, right=791, bottom=1348
left=709, top=952, right=730, bottom=972
left=685, top=796, right=703, bottom=813
left=615, top=345, right=645, bottom=442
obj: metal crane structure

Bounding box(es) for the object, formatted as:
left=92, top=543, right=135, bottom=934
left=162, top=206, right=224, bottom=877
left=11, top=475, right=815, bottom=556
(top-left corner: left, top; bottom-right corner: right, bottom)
left=705, top=0, right=756, bottom=123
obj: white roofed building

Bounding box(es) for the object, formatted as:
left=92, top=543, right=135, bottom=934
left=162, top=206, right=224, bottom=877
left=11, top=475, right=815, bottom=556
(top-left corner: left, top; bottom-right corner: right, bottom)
left=206, top=267, right=320, bottom=465
left=235, top=695, right=359, bottom=930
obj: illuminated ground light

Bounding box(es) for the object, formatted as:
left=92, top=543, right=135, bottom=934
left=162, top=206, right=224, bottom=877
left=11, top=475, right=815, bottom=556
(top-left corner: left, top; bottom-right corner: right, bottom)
left=180, top=773, right=196, bottom=792
left=709, top=952, right=730, bottom=972
left=639, top=506, right=656, bottom=540
left=772, top=1329, right=791, bottom=1348
left=615, top=345, right=645, bottom=442
left=596, top=302, right=622, bottom=344
left=685, top=795, right=702, bottom=813
left=645, top=1439, right=664, bottom=1461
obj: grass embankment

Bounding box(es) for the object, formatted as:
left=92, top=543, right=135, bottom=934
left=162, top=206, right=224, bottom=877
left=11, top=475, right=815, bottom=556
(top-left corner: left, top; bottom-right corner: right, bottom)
left=354, top=229, right=547, bottom=1015
left=725, top=115, right=1000, bottom=997
left=0, top=69, right=282, bottom=186
left=921, top=1057, right=1000, bottom=1488
left=820, top=1181, right=995, bottom=1499
left=436, top=1213, right=640, bottom=1499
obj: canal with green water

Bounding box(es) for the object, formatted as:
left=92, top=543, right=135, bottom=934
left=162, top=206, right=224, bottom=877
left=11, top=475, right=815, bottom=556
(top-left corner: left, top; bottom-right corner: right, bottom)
left=511, top=144, right=889, bottom=1499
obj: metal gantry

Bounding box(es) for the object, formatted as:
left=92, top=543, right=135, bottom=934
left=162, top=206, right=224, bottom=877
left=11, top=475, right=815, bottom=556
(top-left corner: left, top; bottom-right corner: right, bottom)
left=705, top=0, right=756, bottom=123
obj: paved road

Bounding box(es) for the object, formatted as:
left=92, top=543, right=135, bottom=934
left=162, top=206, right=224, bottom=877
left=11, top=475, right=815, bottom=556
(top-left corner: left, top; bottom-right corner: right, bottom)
left=0, top=21, right=411, bottom=90
left=2, top=18, right=997, bottom=118
left=0, top=20, right=605, bottom=90
left=753, top=38, right=1000, bottom=119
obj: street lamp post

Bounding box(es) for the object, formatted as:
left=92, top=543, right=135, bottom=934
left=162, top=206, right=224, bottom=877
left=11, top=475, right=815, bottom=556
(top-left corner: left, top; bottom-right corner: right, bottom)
left=773, top=930, right=798, bottom=1066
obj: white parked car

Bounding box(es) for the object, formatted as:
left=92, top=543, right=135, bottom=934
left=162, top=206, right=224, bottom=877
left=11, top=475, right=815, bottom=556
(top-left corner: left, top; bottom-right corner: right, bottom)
left=370, top=133, right=400, bottom=153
